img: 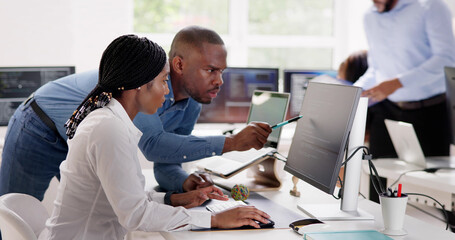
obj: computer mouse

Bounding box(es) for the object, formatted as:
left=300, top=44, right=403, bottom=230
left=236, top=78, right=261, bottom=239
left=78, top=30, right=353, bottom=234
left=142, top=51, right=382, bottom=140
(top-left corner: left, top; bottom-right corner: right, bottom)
left=238, top=218, right=275, bottom=229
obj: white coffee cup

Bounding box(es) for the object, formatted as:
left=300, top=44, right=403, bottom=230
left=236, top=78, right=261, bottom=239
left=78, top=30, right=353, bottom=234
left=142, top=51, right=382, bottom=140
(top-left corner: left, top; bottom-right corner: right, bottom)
left=379, top=193, right=408, bottom=236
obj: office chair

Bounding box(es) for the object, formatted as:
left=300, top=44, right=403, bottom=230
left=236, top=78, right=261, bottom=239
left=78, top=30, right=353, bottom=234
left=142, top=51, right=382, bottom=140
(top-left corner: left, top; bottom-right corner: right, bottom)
left=0, top=193, right=49, bottom=240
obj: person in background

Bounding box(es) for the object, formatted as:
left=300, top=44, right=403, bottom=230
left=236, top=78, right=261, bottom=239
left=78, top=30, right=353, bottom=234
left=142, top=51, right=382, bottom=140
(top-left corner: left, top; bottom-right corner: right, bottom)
left=337, top=50, right=368, bottom=84
left=43, top=34, right=271, bottom=240
left=354, top=0, right=455, bottom=158
left=0, top=26, right=272, bottom=203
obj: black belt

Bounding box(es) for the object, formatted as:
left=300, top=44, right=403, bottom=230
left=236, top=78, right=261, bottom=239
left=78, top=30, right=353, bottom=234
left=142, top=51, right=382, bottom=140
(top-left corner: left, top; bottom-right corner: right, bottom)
left=25, top=96, right=60, bottom=135
left=392, top=93, right=446, bottom=110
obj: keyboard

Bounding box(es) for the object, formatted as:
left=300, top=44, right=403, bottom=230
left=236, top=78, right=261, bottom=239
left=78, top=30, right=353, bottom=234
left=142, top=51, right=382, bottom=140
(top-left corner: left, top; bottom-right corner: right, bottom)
left=206, top=201, right=275, bottom=229
left=206, top=200, right=247, bottom=212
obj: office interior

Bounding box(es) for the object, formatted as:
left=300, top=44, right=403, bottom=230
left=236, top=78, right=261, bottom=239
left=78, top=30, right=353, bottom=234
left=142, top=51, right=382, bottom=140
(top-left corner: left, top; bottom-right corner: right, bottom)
left=1, top=0, right=455, bottom=239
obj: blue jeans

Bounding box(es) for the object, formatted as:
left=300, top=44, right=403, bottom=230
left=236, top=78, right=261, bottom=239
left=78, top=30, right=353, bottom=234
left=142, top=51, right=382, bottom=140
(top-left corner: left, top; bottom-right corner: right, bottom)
left=0, top=101, right=68, bottom=201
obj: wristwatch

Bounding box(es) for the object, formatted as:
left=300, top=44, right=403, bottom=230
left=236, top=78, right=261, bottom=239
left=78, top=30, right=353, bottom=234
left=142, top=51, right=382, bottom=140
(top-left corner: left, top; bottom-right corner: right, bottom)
left=164, top=191, right=177, bottom=205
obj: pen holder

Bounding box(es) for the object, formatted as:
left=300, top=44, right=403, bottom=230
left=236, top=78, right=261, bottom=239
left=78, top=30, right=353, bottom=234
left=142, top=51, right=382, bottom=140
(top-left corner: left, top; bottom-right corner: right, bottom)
left=379, top=193, right=408, bottom=236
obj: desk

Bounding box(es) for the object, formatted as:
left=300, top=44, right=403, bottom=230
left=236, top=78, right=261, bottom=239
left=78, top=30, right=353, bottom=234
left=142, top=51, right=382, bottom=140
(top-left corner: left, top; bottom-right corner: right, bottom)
left=158, top=173, right=454, bottom=240
left=360, top=159, right=455, bottom=212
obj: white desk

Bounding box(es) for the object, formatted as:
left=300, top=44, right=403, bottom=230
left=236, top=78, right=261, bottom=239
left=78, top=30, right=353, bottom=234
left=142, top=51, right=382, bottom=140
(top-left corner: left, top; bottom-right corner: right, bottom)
left=361, top=159, right=455, bottom=212
left=158, top=173, right=455, bottom=240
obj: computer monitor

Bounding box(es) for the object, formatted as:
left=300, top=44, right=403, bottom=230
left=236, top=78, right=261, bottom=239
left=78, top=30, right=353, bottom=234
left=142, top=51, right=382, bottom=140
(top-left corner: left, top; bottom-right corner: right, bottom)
left=284, top=82, right=372, bottom=220
left=444, top=66, right=455, bottom=145
left=197, top=67, right=279, bottom=123
left=0, top=66, right=75, bottom=125
left=283, top=69, right=338, bottom=118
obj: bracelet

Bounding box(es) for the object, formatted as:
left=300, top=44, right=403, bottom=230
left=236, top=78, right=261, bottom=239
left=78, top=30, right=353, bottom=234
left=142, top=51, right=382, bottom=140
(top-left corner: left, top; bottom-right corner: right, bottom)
left=164, top=191, right=177, bottom=206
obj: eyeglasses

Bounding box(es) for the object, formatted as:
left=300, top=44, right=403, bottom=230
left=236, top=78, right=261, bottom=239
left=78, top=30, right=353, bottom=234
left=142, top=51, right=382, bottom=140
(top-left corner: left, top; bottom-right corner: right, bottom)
left=289, top=218, right=324, bottom=235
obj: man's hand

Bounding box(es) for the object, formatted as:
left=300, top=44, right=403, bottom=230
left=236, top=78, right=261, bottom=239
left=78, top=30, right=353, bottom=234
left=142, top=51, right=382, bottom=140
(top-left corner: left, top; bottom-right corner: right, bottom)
left=182, top=171, right=214, bottom=192
left=222, top=121, right=272, bottom=153
left=170, top=186, right=227, bottom=208
left=211, top=206, right=271, bottom=229
left=362, top=78, right=403, bottom=102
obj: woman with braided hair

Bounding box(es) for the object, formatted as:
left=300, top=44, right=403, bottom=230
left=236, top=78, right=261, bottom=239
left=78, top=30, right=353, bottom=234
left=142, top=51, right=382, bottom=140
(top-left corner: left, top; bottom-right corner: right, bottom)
left=44, top=35, right=270, bottom=240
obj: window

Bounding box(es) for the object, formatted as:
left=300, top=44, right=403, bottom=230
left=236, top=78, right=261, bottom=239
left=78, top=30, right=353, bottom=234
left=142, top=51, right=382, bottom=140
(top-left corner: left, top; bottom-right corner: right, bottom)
left=134, top=0, right=335, bottom=74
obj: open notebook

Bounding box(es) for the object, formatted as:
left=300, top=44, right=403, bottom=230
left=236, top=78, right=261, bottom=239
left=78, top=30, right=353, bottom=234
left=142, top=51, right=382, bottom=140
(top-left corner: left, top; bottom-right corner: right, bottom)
left=197, top=90, right=290, bottom=178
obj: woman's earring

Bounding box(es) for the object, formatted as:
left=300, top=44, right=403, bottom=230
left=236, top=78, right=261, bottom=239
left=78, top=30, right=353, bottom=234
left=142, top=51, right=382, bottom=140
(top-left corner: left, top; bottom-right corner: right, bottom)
left=137, top=87, right=141, bottom=90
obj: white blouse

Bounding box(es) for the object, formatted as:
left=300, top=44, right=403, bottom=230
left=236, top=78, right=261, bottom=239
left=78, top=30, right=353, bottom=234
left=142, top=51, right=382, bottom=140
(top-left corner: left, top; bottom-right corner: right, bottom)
left=44, top=99, right=210, bottom=240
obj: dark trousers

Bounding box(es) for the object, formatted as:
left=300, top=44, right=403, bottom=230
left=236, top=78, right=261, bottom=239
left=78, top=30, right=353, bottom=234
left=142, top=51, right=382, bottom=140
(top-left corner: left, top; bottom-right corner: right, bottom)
left=368, top=99, right=450, bottom=159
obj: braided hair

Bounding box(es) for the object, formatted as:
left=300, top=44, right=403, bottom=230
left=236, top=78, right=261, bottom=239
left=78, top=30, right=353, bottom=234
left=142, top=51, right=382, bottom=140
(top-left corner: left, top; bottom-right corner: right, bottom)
left=65, top=34, right=167, bottom=139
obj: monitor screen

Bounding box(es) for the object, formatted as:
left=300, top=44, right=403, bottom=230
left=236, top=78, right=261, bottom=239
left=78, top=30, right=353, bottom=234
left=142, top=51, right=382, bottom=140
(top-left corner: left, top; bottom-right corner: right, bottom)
left=247, top=90, right=290, bottom=148
left=197, top=67, right=279, bottom=123
left=284, top=82, right=361, bottom=195
left=0, top=66, right=75, bottom=125
left=283, top=69, right=338, bottom=118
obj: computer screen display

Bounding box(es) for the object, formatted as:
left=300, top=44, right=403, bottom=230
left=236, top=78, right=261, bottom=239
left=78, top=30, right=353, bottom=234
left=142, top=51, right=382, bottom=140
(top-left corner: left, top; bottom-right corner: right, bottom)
left=445, top=67, right=455, bottom=145
left=198, top=67, right=279, bottom=123
left=247, top=90, right=290, bottom=148
left=283, top=70, right=338, bottom=118
left=284, top=82, right=361, bottom=195
left=0, top=66, right=75, bottom=125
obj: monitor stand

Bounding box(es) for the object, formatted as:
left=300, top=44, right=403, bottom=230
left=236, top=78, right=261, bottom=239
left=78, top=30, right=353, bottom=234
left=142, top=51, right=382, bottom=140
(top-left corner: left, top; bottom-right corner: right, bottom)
left=297, top=203, right=374, bottom=221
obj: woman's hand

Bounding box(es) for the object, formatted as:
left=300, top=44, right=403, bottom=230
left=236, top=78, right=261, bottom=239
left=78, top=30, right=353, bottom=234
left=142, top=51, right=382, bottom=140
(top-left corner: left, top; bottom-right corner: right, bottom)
left=170, top=186, right=227, bottom=208
left=211, top=206, right=271, bottom=229
left=182, top=171, right=214, bottom=192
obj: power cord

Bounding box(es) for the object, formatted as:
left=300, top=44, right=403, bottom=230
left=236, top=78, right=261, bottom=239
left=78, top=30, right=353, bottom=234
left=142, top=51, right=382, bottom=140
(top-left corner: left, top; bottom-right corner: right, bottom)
left=278, top=143, right=452, bottom=230
left=405, top=193, right=449, bottom=230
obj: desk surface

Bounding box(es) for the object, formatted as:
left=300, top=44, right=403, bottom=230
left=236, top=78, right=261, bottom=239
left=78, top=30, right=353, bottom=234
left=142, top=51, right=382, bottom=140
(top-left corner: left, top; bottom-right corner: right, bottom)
left=362, top=159, right=455, bottom=213
left=160, top=173, right=455, bottom=240
left=158, top=124, right=455, bottom=240
left=364, top=159, right=455, bottom=191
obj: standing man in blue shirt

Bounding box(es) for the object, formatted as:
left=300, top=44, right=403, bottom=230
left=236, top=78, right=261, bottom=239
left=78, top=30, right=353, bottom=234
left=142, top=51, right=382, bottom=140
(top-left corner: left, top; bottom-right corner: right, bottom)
left=0, top=26, right=272, bottom=201
left=354, top=0, right=455, bottom=158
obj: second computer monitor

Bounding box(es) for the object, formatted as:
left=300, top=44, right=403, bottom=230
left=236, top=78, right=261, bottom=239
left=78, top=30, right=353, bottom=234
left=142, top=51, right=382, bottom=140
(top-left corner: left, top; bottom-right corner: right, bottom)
left=0, top=66, right=76, bottom=125
left=284, top=69, right=337, bottom=118
left=198, top=67, right=279, bottom=123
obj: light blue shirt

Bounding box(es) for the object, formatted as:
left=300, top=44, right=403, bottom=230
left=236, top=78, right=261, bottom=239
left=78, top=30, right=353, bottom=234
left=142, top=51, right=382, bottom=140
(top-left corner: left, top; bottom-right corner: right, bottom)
left=34, top=70, right=226, bottom=192
left=354, top=0, right=455, bottom=102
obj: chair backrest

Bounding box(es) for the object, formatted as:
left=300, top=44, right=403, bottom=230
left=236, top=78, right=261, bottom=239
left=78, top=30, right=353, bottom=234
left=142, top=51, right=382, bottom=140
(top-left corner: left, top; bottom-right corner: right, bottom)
left=0, top=193, right=49, bottom=240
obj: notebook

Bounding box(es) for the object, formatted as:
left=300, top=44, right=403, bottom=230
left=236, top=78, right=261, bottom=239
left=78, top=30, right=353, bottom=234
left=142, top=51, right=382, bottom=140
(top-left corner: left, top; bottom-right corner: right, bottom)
left=384, top=119, right=455, bottom=169
left=303, top=230, right=393, bottom=240
left=196, top=90, right=290, bottom=178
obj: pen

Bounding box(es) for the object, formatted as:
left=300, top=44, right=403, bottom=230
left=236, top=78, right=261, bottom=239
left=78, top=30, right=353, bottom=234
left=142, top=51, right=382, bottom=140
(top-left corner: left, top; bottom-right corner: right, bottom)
left=271, top=115, right=303, bottom=129
left=397, top=183, right=402, bottom=197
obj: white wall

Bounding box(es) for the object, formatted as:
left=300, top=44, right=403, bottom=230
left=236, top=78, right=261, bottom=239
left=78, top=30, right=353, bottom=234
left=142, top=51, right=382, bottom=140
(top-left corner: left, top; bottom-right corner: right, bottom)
left=0, top=0, right=453, bottom=72
left=0, top=0, right=133, bottom=72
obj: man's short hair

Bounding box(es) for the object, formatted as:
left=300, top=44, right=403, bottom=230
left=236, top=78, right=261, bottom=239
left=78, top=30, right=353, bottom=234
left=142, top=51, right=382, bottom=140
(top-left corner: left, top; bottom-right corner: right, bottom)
left=169, top=26, right=224, bottom=58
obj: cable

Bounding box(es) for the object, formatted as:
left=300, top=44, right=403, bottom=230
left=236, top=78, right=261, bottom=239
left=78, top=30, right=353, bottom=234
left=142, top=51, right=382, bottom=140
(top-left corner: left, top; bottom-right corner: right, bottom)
left=341, top=146, right=370, bottom=166
left=407, top=202, right=447, bottom=224
left=335, top=145, right=451, bottom=231
left=332, top=176, right=342, bottom=200
left=406, top=192, right=450, bottom=230
left=368, top=159, right=386, bottom=195
left=388, top=169, right=425, bottom=188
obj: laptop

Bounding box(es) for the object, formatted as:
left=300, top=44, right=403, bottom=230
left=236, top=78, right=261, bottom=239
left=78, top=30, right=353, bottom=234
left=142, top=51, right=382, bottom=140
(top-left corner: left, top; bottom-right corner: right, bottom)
left=196, top=90, right=290, bottom=178
left=384, top=119, right=455, bottom=169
